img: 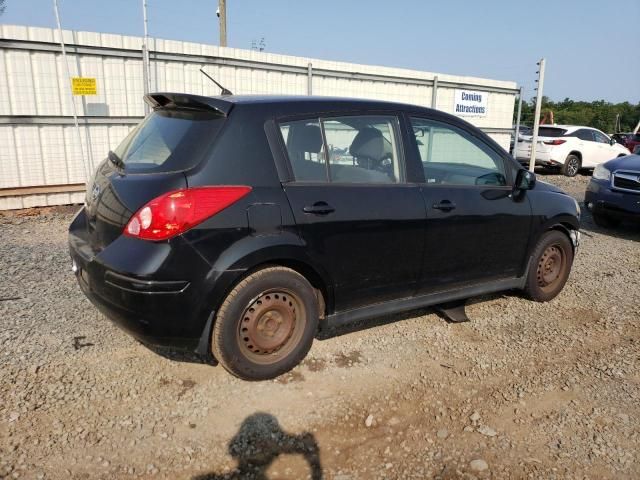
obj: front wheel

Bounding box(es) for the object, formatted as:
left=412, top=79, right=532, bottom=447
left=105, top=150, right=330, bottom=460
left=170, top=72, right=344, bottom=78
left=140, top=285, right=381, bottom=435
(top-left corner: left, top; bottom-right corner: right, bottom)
left=562, top=154, right=581, bottom=177
left=212, top=267, right=319, bottom=381
left=524, top=231, right=574, bottom=302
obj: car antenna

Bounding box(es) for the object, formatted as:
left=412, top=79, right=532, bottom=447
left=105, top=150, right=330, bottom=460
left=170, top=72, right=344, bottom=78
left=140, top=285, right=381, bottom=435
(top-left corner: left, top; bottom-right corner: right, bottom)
left=200, top=68, right=233, bottom=96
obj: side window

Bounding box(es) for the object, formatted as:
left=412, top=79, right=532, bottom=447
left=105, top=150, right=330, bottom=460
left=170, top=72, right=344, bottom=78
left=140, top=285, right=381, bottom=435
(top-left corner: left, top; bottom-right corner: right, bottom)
left=593, top=131, right=609, bottom=144
left=279, top=119, right=328, bottom=182
left=322, top=116, right=401, bottom=184
left=575, top=129, right=595, bottom=142
left=410, top=117, right=507, bottom=186
left=279, top=115, right=402, bottom=184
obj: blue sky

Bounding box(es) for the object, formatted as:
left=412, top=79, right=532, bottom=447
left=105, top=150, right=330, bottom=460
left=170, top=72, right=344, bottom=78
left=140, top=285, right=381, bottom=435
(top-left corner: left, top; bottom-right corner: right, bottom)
left=2, top=0, right=639, bottom=103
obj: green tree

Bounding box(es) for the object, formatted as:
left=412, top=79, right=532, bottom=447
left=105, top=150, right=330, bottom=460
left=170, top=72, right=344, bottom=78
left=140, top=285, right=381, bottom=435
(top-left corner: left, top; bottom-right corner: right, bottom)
left=0, top=0, right=6, bottom=16
left=514, top=97, right=640, bottom=133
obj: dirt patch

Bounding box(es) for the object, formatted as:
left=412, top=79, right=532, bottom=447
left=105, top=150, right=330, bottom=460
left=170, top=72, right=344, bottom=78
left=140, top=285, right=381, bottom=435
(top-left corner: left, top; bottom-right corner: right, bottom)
left=301, top=357, right=327, bottom=372
left=334, top=350, right=363, bottom=368
left=177, top=378, right=197, bottom=398
left=275, top=371, right=305, bottom=384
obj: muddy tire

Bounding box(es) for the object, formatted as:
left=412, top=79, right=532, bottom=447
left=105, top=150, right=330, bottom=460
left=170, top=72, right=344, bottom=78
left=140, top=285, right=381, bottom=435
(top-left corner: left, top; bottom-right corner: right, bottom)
left=212, top=267, right=319, bottom=381
left=524, top=231, right=574, bottom=302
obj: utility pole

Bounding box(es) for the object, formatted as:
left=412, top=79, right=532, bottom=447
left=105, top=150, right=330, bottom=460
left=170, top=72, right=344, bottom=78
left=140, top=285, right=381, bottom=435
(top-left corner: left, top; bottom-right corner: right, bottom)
left=142, top=0, right=151, bottom=113
left=218, top=0, right=227, bottom=47
left=529, top=58, right=546, bottom=172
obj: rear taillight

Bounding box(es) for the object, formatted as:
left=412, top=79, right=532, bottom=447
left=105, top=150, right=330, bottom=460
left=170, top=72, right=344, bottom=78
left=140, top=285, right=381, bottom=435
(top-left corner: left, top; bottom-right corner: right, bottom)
left=124, top=186, right=251, bottom=241
left=543, top=139, right=566, bottom=145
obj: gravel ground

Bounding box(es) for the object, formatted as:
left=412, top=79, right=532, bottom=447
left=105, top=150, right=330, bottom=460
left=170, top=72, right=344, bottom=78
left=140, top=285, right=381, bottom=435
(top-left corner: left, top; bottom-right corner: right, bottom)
left=1, top=172, right=639, bottom=479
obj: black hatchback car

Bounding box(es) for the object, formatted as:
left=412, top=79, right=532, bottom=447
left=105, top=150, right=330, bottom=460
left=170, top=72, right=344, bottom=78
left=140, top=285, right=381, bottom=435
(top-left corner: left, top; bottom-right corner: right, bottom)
left=69, top=93, right=581, bottom=380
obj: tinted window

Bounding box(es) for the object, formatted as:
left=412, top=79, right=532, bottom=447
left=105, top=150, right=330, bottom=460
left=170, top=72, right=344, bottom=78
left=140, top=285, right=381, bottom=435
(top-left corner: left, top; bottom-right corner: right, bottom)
left=280, top=115, right=402, bottom=184
left=538, top=127, right=567, bottom=137
left=113, top=110, right=225, bottom=173
left=573, top=129, right=595, bottom=141
left=322, top=116, right=400, bottom=184
left=411, top=117, right=507, bottom=186
left=593, top=131, right=610, bottom=144
left=280, top=119, right=327, bottom=182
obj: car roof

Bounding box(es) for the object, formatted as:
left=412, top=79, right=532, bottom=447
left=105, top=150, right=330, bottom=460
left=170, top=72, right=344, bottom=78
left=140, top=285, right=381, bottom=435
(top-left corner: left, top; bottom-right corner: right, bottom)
left=145, top=92, right=422, bottom=116
left=143, top=92, right=511, bottom=160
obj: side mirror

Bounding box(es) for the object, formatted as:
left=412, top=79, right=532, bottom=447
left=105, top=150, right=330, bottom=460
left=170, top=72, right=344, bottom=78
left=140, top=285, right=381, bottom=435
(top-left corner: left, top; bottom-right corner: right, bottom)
left=609, top=138, right=617, bottom=146
left=515, top=169, right=536, bottom=191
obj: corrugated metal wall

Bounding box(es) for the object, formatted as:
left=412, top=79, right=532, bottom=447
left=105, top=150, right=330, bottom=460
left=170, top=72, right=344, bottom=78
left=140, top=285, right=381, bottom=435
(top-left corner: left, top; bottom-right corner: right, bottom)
left=0, top=25, right=518, bottom=210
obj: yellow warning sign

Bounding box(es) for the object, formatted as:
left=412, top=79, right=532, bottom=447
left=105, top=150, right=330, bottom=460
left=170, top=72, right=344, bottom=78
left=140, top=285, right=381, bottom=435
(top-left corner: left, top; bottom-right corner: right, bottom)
left=71, top=77, right=97, bottom=96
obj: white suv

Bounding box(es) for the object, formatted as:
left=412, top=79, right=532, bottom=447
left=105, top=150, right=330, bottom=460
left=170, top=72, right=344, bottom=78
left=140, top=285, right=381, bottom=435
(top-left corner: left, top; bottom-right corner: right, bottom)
left=515, top=125, right=630, bottom=177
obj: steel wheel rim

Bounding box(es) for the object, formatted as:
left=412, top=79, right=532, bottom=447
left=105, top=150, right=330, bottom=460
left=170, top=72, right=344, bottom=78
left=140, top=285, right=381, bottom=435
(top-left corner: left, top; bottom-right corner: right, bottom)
left=237, top=289, right=306, bottom=365
left=567, top=159, right=578, bottom=175
left=536, top=244, right=567, bottom=293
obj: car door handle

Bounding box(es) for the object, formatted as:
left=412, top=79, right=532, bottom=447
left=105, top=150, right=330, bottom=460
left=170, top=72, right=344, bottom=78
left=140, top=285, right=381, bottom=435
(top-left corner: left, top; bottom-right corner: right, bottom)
left=303, top=202, right=335, bottom=215
left=432, top=200, right=456, bottom=212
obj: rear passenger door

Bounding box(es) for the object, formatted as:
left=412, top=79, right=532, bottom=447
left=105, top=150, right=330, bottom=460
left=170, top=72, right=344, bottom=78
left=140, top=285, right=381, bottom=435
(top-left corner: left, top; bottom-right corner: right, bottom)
left=408, top=116, right=532, bottom=294
left=278, top=114, right=426, bottom=312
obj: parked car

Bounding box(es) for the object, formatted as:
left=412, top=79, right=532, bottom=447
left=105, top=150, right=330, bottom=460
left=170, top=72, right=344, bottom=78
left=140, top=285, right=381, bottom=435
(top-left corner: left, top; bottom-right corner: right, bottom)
left=611, top=132, right=640, bottom=153
left=515, top=125, right=630, bottom=177
left=585, top=154, right=640, bottom=227
left=69, top=93, right=581, bottom=380
left=509, top=125, right=532, bottom=151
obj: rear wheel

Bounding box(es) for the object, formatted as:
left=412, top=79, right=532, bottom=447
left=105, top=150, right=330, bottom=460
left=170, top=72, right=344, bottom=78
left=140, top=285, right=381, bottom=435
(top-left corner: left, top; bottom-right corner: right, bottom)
left=562, top=154, right=581, bottom=177
left=212, top=267, right=319, bottom=381
left=524, top=231, right=574, bottom=302
left=593, top=211, right=621, bottom=228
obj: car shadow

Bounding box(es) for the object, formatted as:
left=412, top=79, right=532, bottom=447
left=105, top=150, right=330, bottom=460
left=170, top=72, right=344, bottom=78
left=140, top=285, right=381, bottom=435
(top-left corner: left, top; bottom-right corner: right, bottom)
left=145, top=344, right=211, bottom=365
left=581, top=210, right=640, bottom=242
left=192, top=412, right=322, bottom=480
left=533, top=166, right=592, bottom=177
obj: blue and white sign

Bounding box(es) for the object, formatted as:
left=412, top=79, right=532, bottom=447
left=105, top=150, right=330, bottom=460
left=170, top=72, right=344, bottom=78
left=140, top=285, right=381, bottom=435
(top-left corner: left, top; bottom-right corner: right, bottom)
left=454, top=89, right=488, bottom=117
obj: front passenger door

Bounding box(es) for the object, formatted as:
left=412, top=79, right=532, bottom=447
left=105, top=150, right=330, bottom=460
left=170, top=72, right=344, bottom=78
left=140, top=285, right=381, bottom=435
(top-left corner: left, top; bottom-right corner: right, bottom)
left=593, top=130, right=617, bottom=165
left=574, top=129, right=598, bottom=167
left=409, top=117, right=532, bottom=294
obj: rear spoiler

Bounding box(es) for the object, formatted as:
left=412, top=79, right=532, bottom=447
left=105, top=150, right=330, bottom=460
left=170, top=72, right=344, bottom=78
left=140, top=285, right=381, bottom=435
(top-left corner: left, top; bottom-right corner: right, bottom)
left=143, top=92, right=233, bottom=116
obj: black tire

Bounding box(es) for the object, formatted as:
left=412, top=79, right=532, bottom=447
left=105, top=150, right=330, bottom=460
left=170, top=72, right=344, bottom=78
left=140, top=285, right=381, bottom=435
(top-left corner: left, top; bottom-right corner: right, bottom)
left=524, top=231, right=574, bottom=302
left=212, top=266, right=319, bottom=381
left=593, top=211, right=622, bottom=228
left=562, top=154, right=581, bottom=177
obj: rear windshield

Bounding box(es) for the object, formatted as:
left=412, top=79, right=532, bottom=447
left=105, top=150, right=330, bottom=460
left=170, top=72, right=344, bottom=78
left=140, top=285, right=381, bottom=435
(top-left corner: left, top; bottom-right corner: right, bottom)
left=538, top=127, right=567, bottom=137
left=113, top=109, right=225, bottom=173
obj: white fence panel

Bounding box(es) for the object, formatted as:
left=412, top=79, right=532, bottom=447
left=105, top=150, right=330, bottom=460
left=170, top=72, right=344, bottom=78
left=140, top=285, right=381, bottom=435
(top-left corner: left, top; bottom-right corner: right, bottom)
left=0, top=25, right=518, bottom=210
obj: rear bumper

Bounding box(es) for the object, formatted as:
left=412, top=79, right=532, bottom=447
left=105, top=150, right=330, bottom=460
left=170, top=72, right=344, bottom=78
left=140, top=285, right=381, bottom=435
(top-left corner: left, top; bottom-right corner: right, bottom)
left=68, top=208, right=224, bottom=351
left=584, top=179, right=640, bottom=221
left=74, top=265, right=200, bottom=349
left=516, top=152, right=558, bottom=167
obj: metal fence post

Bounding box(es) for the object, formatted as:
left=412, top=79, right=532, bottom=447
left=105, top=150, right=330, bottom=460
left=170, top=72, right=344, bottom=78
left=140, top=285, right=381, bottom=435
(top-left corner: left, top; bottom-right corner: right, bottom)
left=529, top=58, right=546, bottom=172
left=142, top=0, right=151, bottom=114
left=52, top=0, right=91, bottom=184
left=512, top=87, right=523, bottom=156
left=431, top=75, right=438, bottom=109
left=307, top=63, right=313, bottom=95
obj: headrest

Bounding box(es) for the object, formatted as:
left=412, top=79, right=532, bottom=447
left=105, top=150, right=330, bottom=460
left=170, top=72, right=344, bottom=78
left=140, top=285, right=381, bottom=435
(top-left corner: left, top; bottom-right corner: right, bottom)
left=288, top=124, right=323, bottom=154
left=349, top=127, right=385, bottom=161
